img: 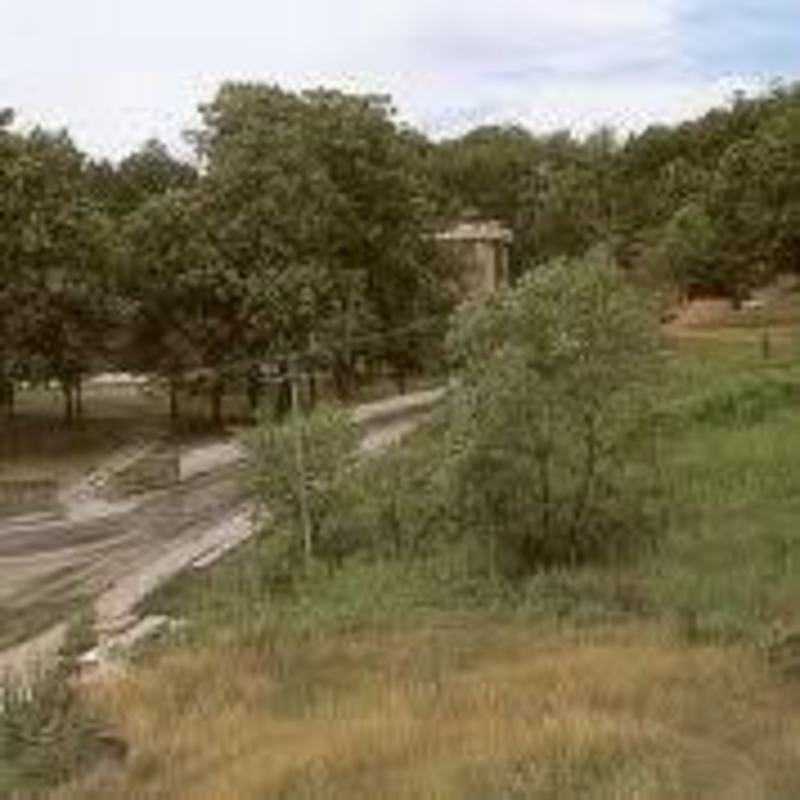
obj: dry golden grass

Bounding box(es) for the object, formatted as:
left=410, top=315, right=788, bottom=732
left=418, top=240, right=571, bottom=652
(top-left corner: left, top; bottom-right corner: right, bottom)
left=54, top=619, right=800, bottom=799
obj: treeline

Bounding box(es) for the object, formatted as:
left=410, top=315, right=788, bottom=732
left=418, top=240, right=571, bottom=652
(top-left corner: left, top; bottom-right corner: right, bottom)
left=429, top=80, right=800, bottom=301
left=2, top=79, right=800, bottom=424
left=0, top=87, right=455, bottom=424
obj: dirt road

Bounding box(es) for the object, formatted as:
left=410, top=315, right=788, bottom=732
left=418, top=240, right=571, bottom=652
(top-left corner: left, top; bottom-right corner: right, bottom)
left=0, top=466, right=245, bottom=652
left=0, top=389, right=443, bottom=679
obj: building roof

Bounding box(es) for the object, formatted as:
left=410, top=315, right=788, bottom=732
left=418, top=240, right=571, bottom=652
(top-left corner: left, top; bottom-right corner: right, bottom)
left=434, top=219, right=513, bottom=244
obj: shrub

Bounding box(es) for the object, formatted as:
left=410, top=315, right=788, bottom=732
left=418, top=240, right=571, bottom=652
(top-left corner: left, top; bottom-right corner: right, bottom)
left=242, top=404, right=360, bottom=576
left=0, top=662, right=109, bottom=793
left=443, top=257, right=665, bottom=578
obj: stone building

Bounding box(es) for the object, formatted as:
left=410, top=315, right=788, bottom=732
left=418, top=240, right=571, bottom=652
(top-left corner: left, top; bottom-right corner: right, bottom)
left=434, top=219, right=513, bottom=304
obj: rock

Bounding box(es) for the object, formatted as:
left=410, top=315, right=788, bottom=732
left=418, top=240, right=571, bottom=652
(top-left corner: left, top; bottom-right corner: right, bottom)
left=78, top=615, right=186, bottom=679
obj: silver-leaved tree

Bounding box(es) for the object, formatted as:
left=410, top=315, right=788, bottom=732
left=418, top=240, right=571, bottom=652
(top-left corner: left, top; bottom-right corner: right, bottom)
left=444, top=256, right=665, bottom=579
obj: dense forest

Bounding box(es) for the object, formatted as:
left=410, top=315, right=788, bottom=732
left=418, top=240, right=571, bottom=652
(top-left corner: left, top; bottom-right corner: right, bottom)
left=2, top=79, right=800, bottom=423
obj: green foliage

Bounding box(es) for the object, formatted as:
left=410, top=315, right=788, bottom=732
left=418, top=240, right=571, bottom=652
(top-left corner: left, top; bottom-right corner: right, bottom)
left=58, top=601, right=98, bottom=661
left=444, top=258, right=665, bottom=577
left=243, top=404, right=361, bottom=572
left=0, top=663, right=109, bottom=794
left=659, top=373, right=799, bottom=429
left=428, top=125, right=621, bottom=274
left=614, top=81, right=800, bottom=292
left=148, top=322, right=800, bottom=668
left=0, top=126, right=119, bottom=420
left=190, top=84, right=454, bottom=393
left=426, top=82, right=800, bottom=294
left=240, top=258, right=667, bottom=589
left=88, top=138, right=197, bottom=219
left=6, top=77, right=800, bottom=421
left=656, top=202, right=721, bottom=294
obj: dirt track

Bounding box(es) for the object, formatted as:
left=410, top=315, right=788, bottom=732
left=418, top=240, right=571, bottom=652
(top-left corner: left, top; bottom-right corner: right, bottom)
left=0, top=389, right=443, bottom=680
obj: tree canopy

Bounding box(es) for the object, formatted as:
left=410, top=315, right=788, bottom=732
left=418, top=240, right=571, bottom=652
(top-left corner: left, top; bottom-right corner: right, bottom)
left=4, top=77, right=800, bottom=423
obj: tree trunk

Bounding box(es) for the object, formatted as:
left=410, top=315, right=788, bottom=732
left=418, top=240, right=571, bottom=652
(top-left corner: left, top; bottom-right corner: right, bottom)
left=365, top=358, right=378, bottom=386
left=75, top=375, right=83, bottom=421
left=395, top=367, right=407, bottom=395
left=274, top=360, right=292, bottom=420
left=1, top=379, right=13, bottom=420
left=169, top=378, right=180, bottom=423
left=308, top=370, right=317, bottom=410
left=246, top=367, right=261, bottom=416
left=61, top=380, right=74, bottom=425
left=332, top=357, right=352, bottom=402
left=210, top=380, right=224, bottom=428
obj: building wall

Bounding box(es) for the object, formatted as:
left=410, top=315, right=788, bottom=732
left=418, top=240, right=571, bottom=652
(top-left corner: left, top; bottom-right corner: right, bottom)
left=435, top=220, right=512, bottom=305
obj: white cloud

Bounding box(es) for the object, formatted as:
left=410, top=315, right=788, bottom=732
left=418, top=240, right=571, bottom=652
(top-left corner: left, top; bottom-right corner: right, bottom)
left=0, top=0, right=781, bottom=160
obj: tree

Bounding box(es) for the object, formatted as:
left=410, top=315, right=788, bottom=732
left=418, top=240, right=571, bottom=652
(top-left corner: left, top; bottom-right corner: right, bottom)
left=86, top=138, right=197, bottom=219
left=753, top=107, right=800, bottom=275
left=707, top=137, right=781, bottom=304
left=119, top=186, right=288, bottom=426
left=427, top=125, right=628, bottom=276
left=444, top=257, right=664, bottom=579
left=657, top=202, right=721, bottom=298
left=188, top=83, right=454, bottom=398
left=0, top=126, right=116, bottom=422
left=0, top=117, right=24, bottom=415
left=429, top=125, right=549, bottom=275
left=244, top=404, right=360, bottom=575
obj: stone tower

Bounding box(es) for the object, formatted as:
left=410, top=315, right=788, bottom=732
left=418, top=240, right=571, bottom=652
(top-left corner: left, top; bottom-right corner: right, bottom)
left=434, top=218, right=513, bottom=304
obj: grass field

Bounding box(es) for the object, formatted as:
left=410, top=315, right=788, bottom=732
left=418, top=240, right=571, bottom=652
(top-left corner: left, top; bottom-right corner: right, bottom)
left=7, top=303, right=800, bottom=798
left=50, top=618, right=800, bottom=799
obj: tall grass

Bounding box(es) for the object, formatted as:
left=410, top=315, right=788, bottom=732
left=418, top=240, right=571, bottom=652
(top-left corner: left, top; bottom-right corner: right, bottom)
left=50, top=619, right=800, bottom=799
left=641, top=332, right=800, bottom=644
left=0, top=660, right=113, bottom=795
left=659, top=373, right=798, bottom=428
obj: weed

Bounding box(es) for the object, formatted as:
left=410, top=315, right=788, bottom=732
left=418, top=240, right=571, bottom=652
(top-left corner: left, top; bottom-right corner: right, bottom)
left=0, top=660, right=114, bottom=795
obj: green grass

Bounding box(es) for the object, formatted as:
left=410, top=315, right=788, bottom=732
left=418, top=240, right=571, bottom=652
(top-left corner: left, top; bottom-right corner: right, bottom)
left=645, top=408, right=800, bottom=642
left=0, top=658, right=113, bottom=796
left=139, top=324, right=800, bottom=651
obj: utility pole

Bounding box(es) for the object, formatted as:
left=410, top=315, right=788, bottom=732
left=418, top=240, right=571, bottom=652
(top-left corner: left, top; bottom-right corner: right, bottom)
left=291, top=356, right=313, bottom=570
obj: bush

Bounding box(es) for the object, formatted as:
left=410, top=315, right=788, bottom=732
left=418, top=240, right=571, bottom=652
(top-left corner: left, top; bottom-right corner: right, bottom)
left=242, top=404, right=360, bottom=576
left=0, top=662, right=109, bottom=794
left=241, top=259, right=665, bottom=588
left=443, top=258, right=665, bottom=578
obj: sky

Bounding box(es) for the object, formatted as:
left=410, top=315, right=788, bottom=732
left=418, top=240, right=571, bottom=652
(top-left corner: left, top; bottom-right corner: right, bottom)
left=2, top=0, right=799, bottom=163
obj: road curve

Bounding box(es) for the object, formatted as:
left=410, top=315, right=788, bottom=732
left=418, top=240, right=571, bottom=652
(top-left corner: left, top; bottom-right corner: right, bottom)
left=0, top=388, right=444, bottom=679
